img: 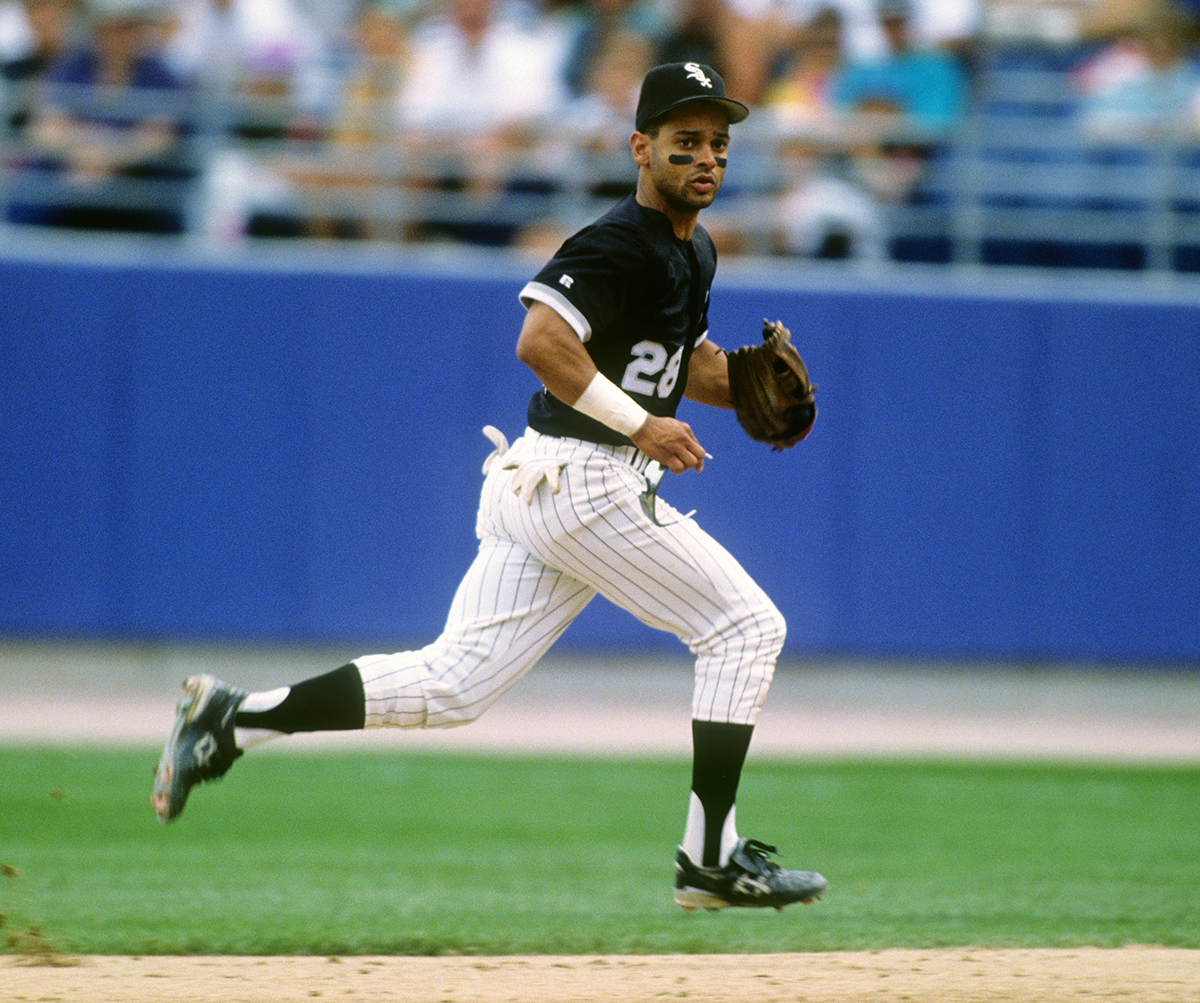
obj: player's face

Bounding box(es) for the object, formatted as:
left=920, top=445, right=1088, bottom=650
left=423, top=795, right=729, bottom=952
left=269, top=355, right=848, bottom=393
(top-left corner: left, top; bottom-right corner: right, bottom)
left=637, top=105, right=730, bottom=216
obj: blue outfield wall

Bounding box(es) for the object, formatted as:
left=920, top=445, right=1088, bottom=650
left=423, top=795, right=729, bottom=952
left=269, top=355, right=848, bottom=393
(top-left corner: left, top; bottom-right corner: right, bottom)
left=2, top=245, right=1197, bottom=664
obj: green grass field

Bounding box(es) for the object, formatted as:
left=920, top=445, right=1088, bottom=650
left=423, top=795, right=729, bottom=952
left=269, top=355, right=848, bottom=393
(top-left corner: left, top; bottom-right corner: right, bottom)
left=2, top=746, right=1198, bottom=956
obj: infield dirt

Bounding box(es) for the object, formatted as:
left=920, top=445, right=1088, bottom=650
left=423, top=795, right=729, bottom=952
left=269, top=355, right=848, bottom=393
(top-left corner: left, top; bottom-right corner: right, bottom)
left=6, top=948, right=1200, bottom=1002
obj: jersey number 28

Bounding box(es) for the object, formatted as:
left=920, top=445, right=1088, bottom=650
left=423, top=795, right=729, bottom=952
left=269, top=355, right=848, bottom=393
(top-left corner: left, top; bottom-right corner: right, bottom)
left=621, top=340, right=684, bottom=399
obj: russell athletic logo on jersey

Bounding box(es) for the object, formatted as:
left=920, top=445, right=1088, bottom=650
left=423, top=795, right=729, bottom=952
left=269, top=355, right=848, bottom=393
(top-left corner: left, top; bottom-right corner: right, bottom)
left=684, top=63, right=713, bottom=88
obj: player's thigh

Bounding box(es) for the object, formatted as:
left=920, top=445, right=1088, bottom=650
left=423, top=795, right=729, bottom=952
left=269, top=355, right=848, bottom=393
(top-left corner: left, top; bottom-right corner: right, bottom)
left=439, top=536, right=595, bottom=664
left=416, top=537, right=596, bottom=723
left=507, top=460, right=776, bottom=644
left=622, top=500, right=781, bottom=645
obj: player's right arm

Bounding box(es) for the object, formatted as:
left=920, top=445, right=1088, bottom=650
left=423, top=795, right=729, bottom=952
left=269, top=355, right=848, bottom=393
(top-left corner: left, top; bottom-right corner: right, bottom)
left=516, top=302, right=598, bottom=406
left=516, top=303, right=706, bottom=474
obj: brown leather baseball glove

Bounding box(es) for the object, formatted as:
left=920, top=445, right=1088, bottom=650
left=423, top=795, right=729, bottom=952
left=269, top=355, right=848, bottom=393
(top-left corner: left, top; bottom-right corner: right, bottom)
left=726, top=319, right=816, bottom=450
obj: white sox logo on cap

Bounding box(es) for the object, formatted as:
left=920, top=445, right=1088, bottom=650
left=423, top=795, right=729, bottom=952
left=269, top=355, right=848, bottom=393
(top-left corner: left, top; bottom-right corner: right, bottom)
left=685, top=63, right=713, bottom=88
left=635, top=61, right=749, bottom=133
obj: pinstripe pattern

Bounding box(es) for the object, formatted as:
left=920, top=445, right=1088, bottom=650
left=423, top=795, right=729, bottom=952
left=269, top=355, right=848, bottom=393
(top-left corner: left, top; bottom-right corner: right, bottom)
left=358, top=429, right=784, bottom=730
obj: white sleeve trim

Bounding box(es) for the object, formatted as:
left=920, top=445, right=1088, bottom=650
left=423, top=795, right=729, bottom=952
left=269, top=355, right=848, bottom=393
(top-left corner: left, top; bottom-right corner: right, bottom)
left=519, top=281, right=592, bottom=343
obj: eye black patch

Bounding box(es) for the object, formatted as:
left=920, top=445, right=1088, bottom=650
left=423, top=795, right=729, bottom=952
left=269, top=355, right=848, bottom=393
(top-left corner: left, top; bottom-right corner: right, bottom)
left=715, top=157, right=727, bottom=169
left=668, top=154, right=694, bottom=165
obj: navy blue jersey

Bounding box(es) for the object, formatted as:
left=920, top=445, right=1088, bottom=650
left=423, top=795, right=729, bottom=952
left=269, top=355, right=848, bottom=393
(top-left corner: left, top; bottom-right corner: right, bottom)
left=518, top=193, right=716, bottom=446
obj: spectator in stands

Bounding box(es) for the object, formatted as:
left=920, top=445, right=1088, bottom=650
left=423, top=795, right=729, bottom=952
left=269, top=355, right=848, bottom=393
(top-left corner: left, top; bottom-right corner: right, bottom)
left=285, top=1, right=412, bottom=240
left=556, top=0, right=665, bottom=98
left=516, top=23, right=651, bottom=253
left=715, top=0, right=979, bottom=106
left=161, top=0, right=336, bottom=238
left=652, top=0, right=725, bottom=72
left=163, top=0, right=331, bottom=108
left=1075, top=6, right=1200, bottom=140
left=558, top=23, right=651, bottom=154
left=699, top=0, right=789, bottom=106
left=394, top=0, right=572, bottom=246
left=12, top=0, right=193, bottom=233
left=763, top=4, right=843, bottom=133
left=0, top=0, right=36, bottom=61
left=1, top=0, right=80, bottom=88
left=828, top=0, right=968, bottom=206
left=830, top=0, right=968, bottom=139
left=1, top=0, right=81, bottom=136
left=763, top=6, right=888, bottom=259
left=1079, top=0, right=1199, bottom=42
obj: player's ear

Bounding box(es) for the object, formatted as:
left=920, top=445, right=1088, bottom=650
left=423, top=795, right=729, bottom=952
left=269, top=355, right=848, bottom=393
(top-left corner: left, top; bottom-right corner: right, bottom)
left=630, top=131, right=651, bottom=167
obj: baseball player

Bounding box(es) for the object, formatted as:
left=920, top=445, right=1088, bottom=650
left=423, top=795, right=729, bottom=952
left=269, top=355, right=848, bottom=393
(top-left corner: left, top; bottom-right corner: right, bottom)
left=153, top=62, right=825, bottom=913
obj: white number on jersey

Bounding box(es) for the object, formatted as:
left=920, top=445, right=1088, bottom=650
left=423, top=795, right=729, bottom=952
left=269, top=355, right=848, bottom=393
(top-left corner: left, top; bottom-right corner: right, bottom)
left=622, top=341, right=685, bottom=399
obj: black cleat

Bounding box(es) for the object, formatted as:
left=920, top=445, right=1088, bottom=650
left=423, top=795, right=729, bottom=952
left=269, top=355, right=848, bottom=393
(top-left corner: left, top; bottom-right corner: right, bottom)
left=674, top=838, right=828, bottom=912
left=152, top=674, right=246, bottom=823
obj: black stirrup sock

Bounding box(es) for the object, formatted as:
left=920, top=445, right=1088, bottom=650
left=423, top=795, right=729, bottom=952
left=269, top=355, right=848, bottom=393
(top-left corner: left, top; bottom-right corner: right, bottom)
left=235, top=663, right=366, bottom=733
left=690, top=720, right=754, bottom=868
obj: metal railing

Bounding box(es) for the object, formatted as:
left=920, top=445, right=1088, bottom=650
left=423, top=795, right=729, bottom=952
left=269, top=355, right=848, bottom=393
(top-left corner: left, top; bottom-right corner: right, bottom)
left=3, top=63, right=1199, bottom=279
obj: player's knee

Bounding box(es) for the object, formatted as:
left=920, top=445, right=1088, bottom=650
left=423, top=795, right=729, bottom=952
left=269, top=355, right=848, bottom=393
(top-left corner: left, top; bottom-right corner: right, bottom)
left=692, top=593, right=785, bottom=661
left=745, top=598, right=786, bottom=661
left=691, top=600, right=785, bottom=724
left=745, top=605, right=785, bottom=692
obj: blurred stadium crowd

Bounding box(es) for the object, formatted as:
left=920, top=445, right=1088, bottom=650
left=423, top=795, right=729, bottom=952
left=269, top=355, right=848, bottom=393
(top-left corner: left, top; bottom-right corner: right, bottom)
left=3, top=0, right=1200, bottom=272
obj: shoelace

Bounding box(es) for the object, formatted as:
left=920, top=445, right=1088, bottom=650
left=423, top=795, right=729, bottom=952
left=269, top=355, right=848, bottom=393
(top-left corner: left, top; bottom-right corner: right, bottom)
left=737, top=840, right=784, bottom=875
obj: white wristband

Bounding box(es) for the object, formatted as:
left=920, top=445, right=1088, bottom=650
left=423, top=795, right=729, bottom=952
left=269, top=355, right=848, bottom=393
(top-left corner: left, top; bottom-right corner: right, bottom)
left=572, top=372, right=649, bottom=438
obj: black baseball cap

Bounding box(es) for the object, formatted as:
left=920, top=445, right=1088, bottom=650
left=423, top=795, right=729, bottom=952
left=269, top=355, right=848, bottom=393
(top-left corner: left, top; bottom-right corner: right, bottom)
left=635, top=62, right=749, bottom=133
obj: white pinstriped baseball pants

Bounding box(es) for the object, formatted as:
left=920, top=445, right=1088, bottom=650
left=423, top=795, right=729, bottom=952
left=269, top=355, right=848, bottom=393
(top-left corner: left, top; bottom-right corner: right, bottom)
left=355, top=429, right=785, bottom=730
